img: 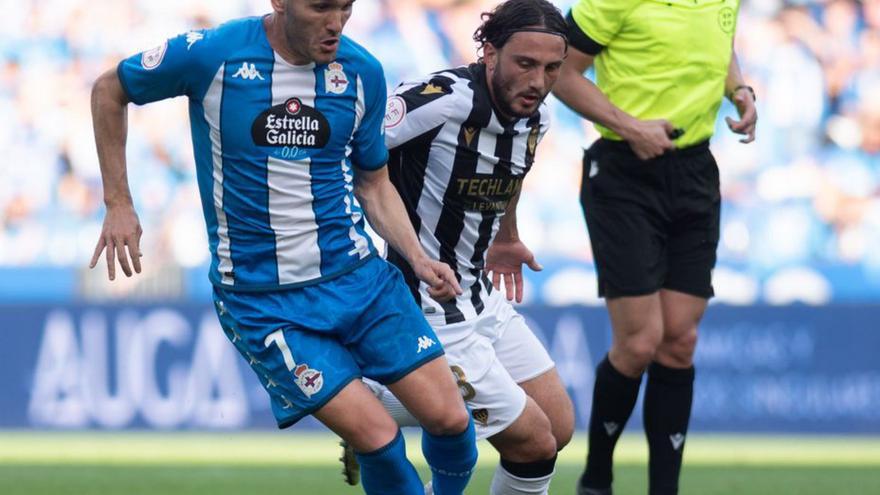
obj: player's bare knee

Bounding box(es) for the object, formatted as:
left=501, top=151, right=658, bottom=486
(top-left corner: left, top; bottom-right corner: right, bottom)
left=421, top=405, right=470, bottom=436
left=347, top=413, right=400, bottom=453
left=498, top=426, right=557, bottom=462
left=552, top=416, right=574, bottom=451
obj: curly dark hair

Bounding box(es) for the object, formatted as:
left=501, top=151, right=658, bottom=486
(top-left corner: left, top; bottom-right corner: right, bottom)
left=472, top=0, right=568, bottom=63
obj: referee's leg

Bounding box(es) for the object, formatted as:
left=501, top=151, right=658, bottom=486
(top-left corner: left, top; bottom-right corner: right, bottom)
left=579, top=294, right=664, bottom=494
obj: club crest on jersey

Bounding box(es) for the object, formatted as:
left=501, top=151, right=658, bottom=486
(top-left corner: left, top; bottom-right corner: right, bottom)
left=141, top=41, right=168, bottom=70
left=324, top=62, right=348, bottom=94
left=252, top=98, right=331, bottom=155
left=294, top=363, right=324, bottom=398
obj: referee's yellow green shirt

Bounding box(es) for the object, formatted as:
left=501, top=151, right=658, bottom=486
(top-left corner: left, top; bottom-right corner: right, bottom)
left=567, top=0, right=740, bottom=148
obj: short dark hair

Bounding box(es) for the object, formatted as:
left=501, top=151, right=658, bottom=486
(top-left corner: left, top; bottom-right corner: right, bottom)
left=473, top=0, right=568, bottom=63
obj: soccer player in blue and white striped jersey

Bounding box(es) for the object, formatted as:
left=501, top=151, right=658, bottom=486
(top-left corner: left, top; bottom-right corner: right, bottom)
left=89, top=1, right=477, bottom=493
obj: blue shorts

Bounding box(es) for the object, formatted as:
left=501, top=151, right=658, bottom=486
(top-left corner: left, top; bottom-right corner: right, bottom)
left=212, top=257, right=444, bottom=428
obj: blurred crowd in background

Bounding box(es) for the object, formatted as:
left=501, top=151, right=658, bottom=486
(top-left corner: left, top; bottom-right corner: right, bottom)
left=1, top=0, right=879, bottom=304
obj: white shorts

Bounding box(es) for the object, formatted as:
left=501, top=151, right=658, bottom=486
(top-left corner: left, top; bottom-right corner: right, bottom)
left=437, top=291, right=555, bottom=440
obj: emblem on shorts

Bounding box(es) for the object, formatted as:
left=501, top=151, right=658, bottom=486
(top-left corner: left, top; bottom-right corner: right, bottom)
left=294, top=363, right=324, bottom=398
left=718, top=7, right=736, bottom=34
left=141, top=41, right=168, bottom=70
left=472, top=408, right=489, bottom=427
left=324, top=62, right=349, bottom=94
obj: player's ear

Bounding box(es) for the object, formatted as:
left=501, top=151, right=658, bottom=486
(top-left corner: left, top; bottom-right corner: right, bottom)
left=484, top=43, right=498, bottom=71
left=270, top=0, right=287, bottom=13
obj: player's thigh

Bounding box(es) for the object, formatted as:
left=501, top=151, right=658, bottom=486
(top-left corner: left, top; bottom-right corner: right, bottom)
left=486, top=396, right=557, bottom=462
left=386, top=355, right=469, bottom=435
left=212, top=289, right=361, bottom=429
left=518, top=369, right=574, bottom=449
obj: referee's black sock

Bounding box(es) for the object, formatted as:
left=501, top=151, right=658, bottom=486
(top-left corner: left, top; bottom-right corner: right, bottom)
left=581, top=355, right=642, bottom=489
left=643, top=361, right=695, bottom=495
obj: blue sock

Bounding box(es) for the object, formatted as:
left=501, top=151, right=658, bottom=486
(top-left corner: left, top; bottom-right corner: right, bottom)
left=356, top=430, right=424, bottom=495
left=421, top=416, right=478, bottom=495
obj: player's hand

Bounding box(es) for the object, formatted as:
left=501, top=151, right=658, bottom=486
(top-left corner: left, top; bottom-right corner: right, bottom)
left=725, top=88, right=757, bottom=143
left=89, top=202, right=143, bottom=281
left=621, top=118, right=676, bottom=160
left=412, top=256, right=462, bottom=302
left=485, top=239, right=542, bottom=304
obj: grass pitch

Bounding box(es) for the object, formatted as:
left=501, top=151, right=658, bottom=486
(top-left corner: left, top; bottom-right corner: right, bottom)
left=1, top=432, right=879, bottom=494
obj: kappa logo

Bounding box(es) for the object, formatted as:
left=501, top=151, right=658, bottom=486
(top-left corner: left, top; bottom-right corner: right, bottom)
left=603, top=421, right=619, bottom=436
left=233, top=62, right=264, bottom=81
left=669, top=433, right=686, bottom=451
left=463, top=127, right=477, bottom=146
left=324, top=61, right=348, bottom=94
left=141, top=41, right=168, bottom=70
left=185, top=31, right=204, bottom=50
left=416, top=335, right=436, bottom=353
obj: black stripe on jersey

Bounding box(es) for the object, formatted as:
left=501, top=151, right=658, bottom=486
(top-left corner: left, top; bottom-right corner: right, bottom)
left=387, top=124, right=446, bottom=305
left=468, top=122, right=516, bottom=311
left=435, top=68, right=492, bottom=324
left=397, top=75, right=456, bottom=113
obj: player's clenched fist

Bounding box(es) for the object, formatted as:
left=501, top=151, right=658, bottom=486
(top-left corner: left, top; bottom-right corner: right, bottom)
left=412, top=256, right=462, bottom=302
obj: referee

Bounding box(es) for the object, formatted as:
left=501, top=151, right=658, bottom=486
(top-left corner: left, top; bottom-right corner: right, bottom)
left=552, top=1, right=757, bottom=495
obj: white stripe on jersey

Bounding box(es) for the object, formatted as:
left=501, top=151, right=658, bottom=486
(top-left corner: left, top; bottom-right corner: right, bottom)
left=342, top=75, right=371, bottom=258
left=203, top=64, right=234, bottom=285
left=268, top=57, right=322, bottom=284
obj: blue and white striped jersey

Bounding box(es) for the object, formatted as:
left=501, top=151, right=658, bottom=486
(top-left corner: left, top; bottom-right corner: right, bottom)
left=118, top=17, right=387, bottom=291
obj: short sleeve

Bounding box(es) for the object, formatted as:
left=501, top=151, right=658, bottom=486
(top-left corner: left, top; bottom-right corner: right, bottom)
left=384, top=74, right=456, bottom=150
left=117, top=29, right=221, bottom=105
left=350, top=61, right=390, bottom=171
left=567, top=0, right=639, bottom=54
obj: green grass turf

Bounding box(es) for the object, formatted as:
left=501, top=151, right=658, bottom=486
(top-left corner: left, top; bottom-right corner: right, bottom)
left=1, top=432, right=879, bottom=494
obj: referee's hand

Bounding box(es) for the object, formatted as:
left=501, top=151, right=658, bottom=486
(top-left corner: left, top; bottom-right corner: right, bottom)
left=726, top=88, right=757, bottom=143
left=621, top=118, right=676, bottom=160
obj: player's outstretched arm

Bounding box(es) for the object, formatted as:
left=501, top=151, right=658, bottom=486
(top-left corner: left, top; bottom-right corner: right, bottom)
left=89, top=68, right=142, bottom=281
left=485, top=191, right=542, bottom=304
left=354, top=166, right=462, bottom=302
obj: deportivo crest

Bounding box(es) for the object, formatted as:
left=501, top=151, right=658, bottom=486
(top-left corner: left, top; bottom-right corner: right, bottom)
left=294, top=363, right=324, bottom=398
left=141, top=41, right=168, bottom=70
left=324, top=62, right=349, bottom=94
left=252, top=97, right=331, bottom=157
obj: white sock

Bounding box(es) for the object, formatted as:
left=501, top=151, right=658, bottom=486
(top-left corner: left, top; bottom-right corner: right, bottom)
left=490, top=463, right=554, bottom=495
left=363, top=378, right=419, bottom=427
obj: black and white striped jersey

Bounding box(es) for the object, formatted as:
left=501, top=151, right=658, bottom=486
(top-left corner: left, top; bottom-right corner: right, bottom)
left=384, top=63, right=550, bottom=326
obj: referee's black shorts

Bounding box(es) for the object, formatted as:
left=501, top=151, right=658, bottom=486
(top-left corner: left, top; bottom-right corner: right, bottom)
left=580, top=138, right=721, bottom=299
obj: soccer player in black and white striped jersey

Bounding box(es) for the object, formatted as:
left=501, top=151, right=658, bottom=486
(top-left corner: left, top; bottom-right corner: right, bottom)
left=354, top=1, right=575, bottom=493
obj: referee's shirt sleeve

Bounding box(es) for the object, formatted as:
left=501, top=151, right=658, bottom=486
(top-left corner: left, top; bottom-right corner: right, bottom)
left=384, top=75, right=455, bottom=150
left=566, top=0, right=638, bottom=55
left=117, top=30, right=222, bottom=105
